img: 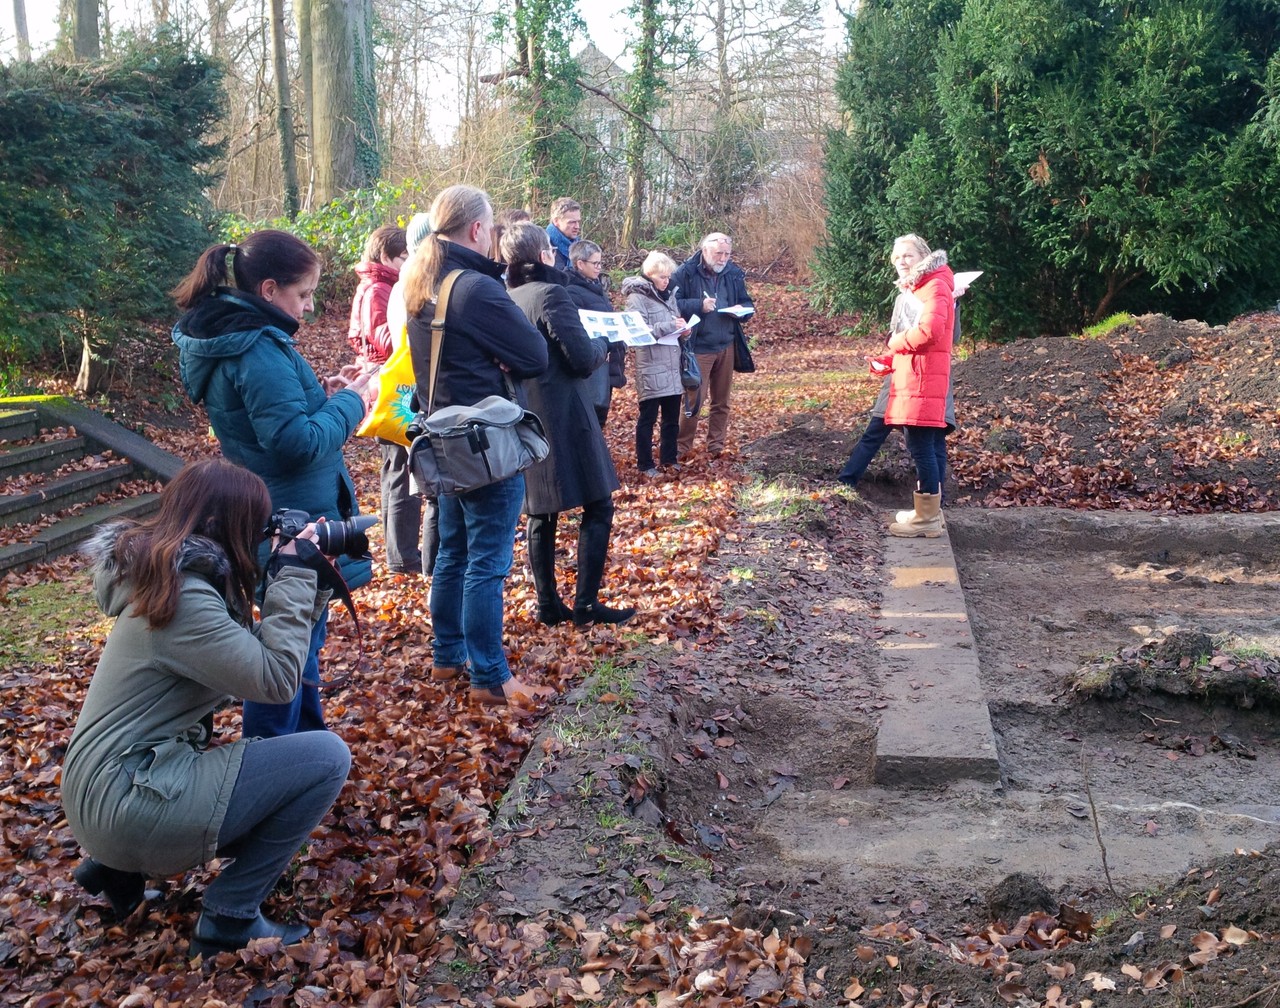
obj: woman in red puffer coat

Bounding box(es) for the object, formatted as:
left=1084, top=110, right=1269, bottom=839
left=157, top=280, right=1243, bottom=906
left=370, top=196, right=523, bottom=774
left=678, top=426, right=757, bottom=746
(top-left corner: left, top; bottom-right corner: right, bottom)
left=347, top=225, right=407, bottom=364
left=882, top=234, right=954, bottom=538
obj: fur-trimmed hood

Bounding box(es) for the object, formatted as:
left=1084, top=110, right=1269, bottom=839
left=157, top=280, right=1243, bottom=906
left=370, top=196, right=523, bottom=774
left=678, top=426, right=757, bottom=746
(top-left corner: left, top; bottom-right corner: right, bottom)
left=621, top=275, right=674, bottom=304
left=84, top=522, right=232, bottom=618
left=897, top=249, right=950, bottom=292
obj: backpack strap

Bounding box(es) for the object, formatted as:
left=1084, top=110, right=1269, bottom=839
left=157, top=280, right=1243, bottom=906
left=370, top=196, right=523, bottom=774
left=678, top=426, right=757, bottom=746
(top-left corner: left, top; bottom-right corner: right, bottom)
left=422, top=269, right=464, bottom=415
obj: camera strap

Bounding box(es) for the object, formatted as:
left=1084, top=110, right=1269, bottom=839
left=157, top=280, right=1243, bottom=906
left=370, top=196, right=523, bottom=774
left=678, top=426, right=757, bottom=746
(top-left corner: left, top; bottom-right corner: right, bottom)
left=265, top=541, right=366, bottom=689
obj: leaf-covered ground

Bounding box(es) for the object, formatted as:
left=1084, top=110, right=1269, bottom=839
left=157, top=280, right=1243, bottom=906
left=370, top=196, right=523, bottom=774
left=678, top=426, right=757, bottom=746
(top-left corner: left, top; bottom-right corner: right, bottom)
left=3, top=292, right=1280, bottom=1005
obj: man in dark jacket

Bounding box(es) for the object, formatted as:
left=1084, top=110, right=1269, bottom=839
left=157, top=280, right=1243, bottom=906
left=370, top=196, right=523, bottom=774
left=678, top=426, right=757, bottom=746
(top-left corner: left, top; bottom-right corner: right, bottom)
left=564, top=239, right=625, bottom=427
left=671, top=232, right=754, bottom=459
left=404, top=184, right=551, bottom=708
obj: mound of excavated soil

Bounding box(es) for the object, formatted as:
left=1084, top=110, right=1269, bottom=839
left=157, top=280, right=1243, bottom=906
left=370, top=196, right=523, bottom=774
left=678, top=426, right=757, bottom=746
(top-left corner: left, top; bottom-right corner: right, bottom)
left=949, top=311, right=1280, bottom=510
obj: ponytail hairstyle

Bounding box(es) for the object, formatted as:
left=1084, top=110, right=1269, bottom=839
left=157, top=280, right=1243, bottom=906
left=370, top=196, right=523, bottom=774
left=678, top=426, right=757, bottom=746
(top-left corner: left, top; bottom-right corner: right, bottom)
left=171, top=229, right=321, bottom=310
left=500, top=222, right=553, bottom=288
left=402, top=184, right=492, bottom=316
left=109, top=459, right=272, bottom=628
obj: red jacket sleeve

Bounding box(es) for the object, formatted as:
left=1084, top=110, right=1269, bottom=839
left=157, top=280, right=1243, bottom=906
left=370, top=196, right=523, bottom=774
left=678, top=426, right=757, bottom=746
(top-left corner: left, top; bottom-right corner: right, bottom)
left=362, top=283, right=394, bottom=364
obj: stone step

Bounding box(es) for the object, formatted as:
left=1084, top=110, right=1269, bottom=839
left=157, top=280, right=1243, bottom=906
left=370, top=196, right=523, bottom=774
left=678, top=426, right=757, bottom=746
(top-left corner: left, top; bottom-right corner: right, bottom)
left=0, top=492, right=162, bottom=576
left=0, top=408, right=39, bottom=443
left=873, top=527, right=1001, bottom=786
left=0, top=460, right=136, bottom=527
left=0, top=436, right=90, bottom=482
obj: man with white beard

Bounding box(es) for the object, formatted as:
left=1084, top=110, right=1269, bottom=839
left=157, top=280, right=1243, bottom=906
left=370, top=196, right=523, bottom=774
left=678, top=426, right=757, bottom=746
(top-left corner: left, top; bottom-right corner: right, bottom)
left=671, top=232, right=754, bottom=460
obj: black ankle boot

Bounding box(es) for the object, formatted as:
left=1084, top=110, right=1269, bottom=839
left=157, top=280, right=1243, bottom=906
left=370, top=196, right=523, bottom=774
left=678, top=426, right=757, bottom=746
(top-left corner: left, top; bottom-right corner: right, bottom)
left=73, top=858, right=146, bottom=918
left=536, top=599, right=574, bottom=625
left=190, top=910, right=309, bottom=956
left=573, top=602, right=637, bottom=626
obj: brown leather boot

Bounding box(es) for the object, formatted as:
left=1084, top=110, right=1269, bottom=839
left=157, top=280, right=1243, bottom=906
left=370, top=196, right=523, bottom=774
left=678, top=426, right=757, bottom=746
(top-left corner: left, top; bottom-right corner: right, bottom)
left=889, top=492, right=943, bottom=538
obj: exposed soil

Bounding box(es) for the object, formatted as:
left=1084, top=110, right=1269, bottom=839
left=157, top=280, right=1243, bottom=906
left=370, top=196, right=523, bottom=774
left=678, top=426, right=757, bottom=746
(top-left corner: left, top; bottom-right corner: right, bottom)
left=432, top=311, right=1280, bottom=1006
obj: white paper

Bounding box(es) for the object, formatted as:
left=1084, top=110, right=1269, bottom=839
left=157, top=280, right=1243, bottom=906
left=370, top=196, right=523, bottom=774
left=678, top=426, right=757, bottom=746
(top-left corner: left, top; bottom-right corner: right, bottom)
left=578, top=309, right=655, bottom=346
left=657, top=313, right=699, bottom=344
left=953, top=271, right=984, bottom=287
left=717, top=304, right=755, bottom=318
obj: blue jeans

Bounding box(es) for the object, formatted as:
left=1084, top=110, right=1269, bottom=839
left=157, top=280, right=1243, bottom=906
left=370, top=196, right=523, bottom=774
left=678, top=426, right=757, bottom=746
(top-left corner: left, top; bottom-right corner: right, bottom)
left=430, top=474, right=524, bottom=690
left=904, top=426, right=947, bottom=495
left=838, top=415, right=891, bottom=486
left=203, top=730, right=350, bottom=918
left=243, top=608, right=328, bottom=738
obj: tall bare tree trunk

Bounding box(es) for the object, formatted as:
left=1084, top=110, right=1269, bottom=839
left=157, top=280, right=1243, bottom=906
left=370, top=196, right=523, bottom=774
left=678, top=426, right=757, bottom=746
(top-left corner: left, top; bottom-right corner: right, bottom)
left=269, top=0, right=300, bottom=218
left=295, top=1, right=315, bottom=209
left=12, top=0, right=30, bottom=60
left=621, top=0, right=659, bottom=249
left=207, top=0, right=229, bottom=51
left=60, top=0, right=100, bottom=59
left=309, top=0, right=355, bottom=203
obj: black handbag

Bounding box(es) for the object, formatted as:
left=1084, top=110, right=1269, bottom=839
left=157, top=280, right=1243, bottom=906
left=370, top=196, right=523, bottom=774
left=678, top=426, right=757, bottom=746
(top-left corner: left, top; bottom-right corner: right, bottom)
left=679, top=338, right=702, bottom=389
left=406, top=271, right=551, bottom=496
left=733, top=328, right=756, bottom=373
left=679, top=338, right=703, bottom=418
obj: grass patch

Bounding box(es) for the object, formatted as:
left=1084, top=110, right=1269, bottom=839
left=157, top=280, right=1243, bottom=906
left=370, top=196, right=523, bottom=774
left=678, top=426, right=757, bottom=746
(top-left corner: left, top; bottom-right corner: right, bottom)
left=0, top=571, right=101, bottom=667
left=738, top=478, right=827, bottom=522
left=584, top=657, right=637, bottom=704
left=1080, top=312, right=1134, bottom=340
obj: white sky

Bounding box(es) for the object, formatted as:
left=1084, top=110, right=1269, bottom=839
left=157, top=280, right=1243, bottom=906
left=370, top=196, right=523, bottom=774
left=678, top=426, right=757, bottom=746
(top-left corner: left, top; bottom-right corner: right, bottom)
left=0, top=3, right=844, bottom=67
left=0, top=5, right=647, bottom=63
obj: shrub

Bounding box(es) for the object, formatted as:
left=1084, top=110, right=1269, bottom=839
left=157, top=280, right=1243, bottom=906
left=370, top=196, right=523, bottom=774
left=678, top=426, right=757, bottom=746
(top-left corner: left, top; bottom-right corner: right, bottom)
left=0, top=32, right=224, bottom=376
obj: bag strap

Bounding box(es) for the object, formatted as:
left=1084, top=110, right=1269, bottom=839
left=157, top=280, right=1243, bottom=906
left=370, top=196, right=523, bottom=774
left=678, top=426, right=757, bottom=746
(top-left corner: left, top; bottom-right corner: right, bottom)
left=423, top=269, right=464, bottom=415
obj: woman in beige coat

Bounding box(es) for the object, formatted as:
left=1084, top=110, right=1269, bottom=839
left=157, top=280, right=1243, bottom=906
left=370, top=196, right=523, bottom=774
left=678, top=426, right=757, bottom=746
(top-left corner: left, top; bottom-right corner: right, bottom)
left=622, top=251, right=690, bottom=477
left=61, top=459, right=350, bottom=956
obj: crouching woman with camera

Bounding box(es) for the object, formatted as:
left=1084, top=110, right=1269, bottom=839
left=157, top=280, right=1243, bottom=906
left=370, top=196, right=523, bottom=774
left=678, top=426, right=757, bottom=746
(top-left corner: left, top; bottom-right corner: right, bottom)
left=61, top=459, right=350, bottom=955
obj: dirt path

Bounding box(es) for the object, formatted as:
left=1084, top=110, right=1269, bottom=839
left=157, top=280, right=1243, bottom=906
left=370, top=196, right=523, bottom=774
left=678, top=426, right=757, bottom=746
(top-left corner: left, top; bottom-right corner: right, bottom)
left=431, top=443, right=1280, bottom=1004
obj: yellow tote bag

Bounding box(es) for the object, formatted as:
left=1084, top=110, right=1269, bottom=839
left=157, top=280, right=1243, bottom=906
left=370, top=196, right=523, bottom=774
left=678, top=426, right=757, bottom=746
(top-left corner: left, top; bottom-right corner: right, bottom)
left=355, top=341, right=417, bottom=446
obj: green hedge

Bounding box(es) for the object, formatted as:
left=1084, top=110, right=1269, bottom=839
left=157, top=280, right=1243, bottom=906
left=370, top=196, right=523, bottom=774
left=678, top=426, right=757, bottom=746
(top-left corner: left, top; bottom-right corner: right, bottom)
left=0, top=33, right=224, bottom=370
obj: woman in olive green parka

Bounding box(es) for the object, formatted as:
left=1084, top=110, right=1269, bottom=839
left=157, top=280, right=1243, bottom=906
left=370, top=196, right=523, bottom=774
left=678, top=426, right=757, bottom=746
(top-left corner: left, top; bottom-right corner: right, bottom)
left=61, top=459, right=350, bottom=956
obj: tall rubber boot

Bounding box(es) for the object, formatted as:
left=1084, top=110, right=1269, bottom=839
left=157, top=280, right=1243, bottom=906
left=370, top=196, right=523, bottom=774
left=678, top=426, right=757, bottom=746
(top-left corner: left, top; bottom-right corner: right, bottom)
left=572, top=499, right=636, bottom=626
left=528, top=513, right=572, bottom=625
left=889, top=492, right=944, bottom=538
left=895, top=484, right=947, bottom=529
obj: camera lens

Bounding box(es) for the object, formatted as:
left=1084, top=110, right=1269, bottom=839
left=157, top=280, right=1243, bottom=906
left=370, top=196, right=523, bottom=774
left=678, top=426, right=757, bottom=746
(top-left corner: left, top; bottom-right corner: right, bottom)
left=314, top=515, right=379, bottom=557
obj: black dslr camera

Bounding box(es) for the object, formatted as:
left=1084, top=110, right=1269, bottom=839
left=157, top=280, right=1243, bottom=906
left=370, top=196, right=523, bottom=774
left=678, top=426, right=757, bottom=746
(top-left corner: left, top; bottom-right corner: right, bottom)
left=265, top=508, right=378, bottom=559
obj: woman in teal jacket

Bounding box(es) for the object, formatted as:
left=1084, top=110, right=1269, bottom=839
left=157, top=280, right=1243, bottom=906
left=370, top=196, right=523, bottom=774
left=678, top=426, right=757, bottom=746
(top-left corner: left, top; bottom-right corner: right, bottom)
left=172, top=230, right=377, bottom=737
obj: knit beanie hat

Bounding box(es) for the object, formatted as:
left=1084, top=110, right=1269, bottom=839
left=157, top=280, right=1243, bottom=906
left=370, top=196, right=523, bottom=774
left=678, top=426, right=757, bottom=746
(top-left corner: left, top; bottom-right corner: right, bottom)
left=405, top=213, right=432, bottom=254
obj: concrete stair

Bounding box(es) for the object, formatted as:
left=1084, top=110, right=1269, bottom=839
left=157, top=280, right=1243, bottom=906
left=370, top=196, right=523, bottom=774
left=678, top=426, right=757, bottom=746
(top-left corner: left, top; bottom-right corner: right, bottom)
left=0, top=397, right=185, bottom=576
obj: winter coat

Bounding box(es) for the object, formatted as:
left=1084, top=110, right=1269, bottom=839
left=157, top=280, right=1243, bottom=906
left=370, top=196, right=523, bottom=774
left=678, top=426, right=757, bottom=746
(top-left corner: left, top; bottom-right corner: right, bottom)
left=405, top=241, right=547, bottom=413
left=347, top=260, right=400, bottom=363
left=870, top=286, right=957, bottom=429
left=61, top=526, right=321, bottom=875
left=622, top=275, right=684, bottom=402
left=172, top=289, right=372, bottom=589
left=508, top=262, right=619, bottom=514
left=883, top=250, right=954, bottom=429
left=671, top=252, right=753, bottom=355
left=565, top=270, right=626, bottom=390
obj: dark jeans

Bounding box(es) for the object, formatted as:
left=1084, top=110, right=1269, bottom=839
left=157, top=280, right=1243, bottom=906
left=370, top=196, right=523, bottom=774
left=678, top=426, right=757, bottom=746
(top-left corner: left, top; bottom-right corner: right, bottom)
left=242, top=608, right=328, bottom=738
left=202, top=730, right=350, bottom=918
left=636, top=394, right=681, bottom=470
left=838, top=415, right=891, bottom=486
left=904, top=425, right=948, bottom=495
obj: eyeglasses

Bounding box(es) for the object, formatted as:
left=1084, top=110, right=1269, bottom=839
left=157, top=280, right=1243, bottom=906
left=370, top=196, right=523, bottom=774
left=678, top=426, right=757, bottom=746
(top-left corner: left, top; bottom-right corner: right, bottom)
left=583, top=259, right=602, bottom=267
